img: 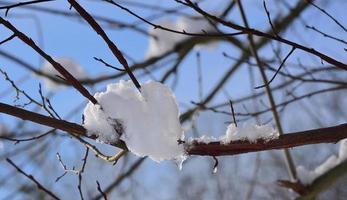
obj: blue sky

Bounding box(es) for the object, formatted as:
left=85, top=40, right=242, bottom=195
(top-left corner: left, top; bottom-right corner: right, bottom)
left=0, top=0, right=347, bottom=199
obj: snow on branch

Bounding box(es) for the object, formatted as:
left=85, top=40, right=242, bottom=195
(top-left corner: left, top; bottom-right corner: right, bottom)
left=189, top=123, right=279, bottom=144
left=297, top=139, right=347, bottom=185
left=83, top=80, right=282, bottom=165
left=0, top=97, right=346, bottom=165
left=83, top=80, right=185, bottom=163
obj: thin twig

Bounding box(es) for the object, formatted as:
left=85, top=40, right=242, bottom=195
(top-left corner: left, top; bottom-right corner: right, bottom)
left=0, top=34, right=15, bottom=45
left=96, top=181, right=107, bottom=200
left=6, top=158, right=61, bottom=200
left=0, top=0, right=54, bottom=16
left=68, top=0, right=142, bottom=91
left=93, top=57, right=125, bottom=72
left=306, top=0, right=347, bottom=32
left=0, top=17, right=98, bottom=104
left=262, top=0, right=278, bottom=37
left=181, top=0, right=347, bottom=71
left=235, top=0, right=297, bottom=180
left=255, top=47, right=296, bottom=89
left=104, top=0, right=244, bottom=38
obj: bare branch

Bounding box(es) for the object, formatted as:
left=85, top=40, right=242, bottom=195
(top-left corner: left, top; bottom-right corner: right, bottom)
left=6, top=158, right=61, bottom=200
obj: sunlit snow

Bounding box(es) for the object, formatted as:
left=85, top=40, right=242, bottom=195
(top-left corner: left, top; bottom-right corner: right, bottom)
left=83, top=80, right=279, bottom=166
left=189, top=123, right=279, bottom=144
left=83, top=80, right=185, bottom=163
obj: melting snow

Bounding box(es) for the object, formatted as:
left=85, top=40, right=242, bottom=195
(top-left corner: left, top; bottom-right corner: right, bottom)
left=146, top=16, right=217, bottom=58
left=83, top=80, right=279, bottom=165
left=221, top=123, right=279, bottom=143
left=297, top=139, right=347, bottom=185
left=188, top=123, right=279, bottom=144
left=83, top=80, right=185, bottom=163
left=39, top=57, right=88, bottom=91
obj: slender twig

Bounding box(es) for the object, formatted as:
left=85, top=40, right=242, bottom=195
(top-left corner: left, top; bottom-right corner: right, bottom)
left=255, top=47, right=296, bottom=89
left=0, top=34, right=15, bottom=45
left=92, top=158, right=145, bottom=200
left=96, top=181, right=107, bottom=200
left=196, top=52, right=203, bottom=101
left=0, top=0, right=54, bottom=16
left=0, top=17, right=98, bottom=104
left=68, top=0, right=142, bottom=91
left=236, top=0, right=297, bottom=180
left=55, top=153, right=79, bottom=182
left=306, top=25, right=347, bottom=45
left=93, top=57, right=125, bottom=72
left=104, top=0, right=244, bottom=38
left=306, top=0, right=347, bottom=32
left=262, top=0, right=278, bottom=37
left=78, top=148, right=89, bottom=200
left=0, top=129, right=55, bottom=144
left=181, top=0, right=347, bottom=71
left=6, top=158, right=61, bottom=200
left=229, top=100, right=237, bottom=127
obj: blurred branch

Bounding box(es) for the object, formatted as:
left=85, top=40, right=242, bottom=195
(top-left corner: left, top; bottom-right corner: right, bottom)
left=279, top=159, right=347, bottom=200
left=6, top=158, right=61, bottom=200
left=68, top=0, right=141, bottom=91
left=0, top=17, right=98, bottom=104
left=187, top=123, right=347, bottom=156
left=182, top=0, right=347, bottom=71
left=1, top=102, right=346, bottom=157
left=0, top=0, right=54, bottom=16
left=92, top=158, right=145, bottom=200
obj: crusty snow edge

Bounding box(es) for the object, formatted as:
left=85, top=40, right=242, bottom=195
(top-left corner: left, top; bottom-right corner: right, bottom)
left=83, top=80, right=186, bottom=163
left=297, top=139, right=347, bottom=185
left=188, top=123, right=279, bottom=144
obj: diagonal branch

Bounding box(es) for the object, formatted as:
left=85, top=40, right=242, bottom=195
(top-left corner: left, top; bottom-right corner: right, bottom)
left=182, top=0, right=347, bottom=71
left=0, top=0, right=54, bottom=16
left=68, top=0, right=141, bottom=91
left=6, top=158, right=61, bottom=200
left=1, top=102, right=346, bottom=158
left=0, top=17, right=98, bottom=104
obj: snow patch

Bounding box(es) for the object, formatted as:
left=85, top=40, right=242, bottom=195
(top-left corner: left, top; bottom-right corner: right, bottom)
left=188, top=123, right=278, bottom=144
left=146, top=16, right=217, bottom=58
left=297, top=139, right=347, bottom=185
left=39, top=57, right=87, bottom=91
left=221, top=123, right=278, bottom=143
left=83, top=80, right=185, bottom=163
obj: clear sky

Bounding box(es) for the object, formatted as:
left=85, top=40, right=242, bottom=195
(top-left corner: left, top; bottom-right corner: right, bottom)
left=0, top=0, right=347, bottom=199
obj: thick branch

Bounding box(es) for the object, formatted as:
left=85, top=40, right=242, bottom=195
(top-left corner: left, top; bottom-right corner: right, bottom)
left=187, top=124, right=347, bottom=156
left=1, top=102, right=346, bottom=157
left=0, top=102, right=85, bottom=136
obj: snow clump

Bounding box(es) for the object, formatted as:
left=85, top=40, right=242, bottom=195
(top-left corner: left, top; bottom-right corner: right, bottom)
left=188, top=123, right=279, bottom=144
left=83, top=80, right=185, bottom=163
